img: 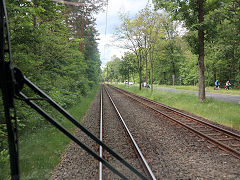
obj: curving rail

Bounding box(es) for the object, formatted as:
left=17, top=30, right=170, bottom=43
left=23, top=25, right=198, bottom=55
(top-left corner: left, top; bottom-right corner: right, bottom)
left=108, top=84, right=240, bottom=160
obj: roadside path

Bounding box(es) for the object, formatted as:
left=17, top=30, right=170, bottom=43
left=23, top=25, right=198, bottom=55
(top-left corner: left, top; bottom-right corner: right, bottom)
left=154, top=87, right=240, bottom=104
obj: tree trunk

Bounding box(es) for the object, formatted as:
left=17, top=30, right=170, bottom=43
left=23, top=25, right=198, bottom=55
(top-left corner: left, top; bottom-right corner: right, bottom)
left=33, top=5, right=37, bottom=55
left=213, top=64, right=216, bottom=83
left=198, top=0, right=205, bottom=102
left=127, top=71, right=129, bottom=85
left=131, top=73, right=135, bottom=84
left=137, top=52, right=142, bottom=90
left=139, top=65, right=142, bottom=90
left=144, top=36, right=148, bottom=89
left=150, top=51, right=153, bottom=92
left=145, top=57, right=148, bottom=89
left=33, top=16, right=37, bottom=27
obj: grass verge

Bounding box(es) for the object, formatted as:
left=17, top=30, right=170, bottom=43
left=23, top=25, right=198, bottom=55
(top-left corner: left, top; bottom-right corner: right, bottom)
left=115, top=84, right=240, bottom=131
left=1, top=85, right=99, bottom=180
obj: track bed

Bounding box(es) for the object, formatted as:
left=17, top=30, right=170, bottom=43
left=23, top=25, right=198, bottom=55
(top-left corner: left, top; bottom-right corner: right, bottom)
left=53, top=85, right=240, bottom=179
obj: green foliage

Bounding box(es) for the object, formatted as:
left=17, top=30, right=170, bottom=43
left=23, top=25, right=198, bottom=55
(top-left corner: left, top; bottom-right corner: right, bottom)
left=104, top=56, right=122, bottom=82
left=155, top=39, right=182, bottom=82
left=107, top=1, right=240, bottom=90
left=202, top=0, right=240, bottom=87
left=184, top=31, right=199, bottom=55
left=0, top=98, right=9, bottom=174
left=119, top=52, right=138, bottom=82
left=0, top=86, right=99, bottom=179
left=0, top=149, right=9, bottom=165
left=152, top=0, right=240, bottom=88
left=113, top=10, right=200, bottom=87
left=116, top=5, right=165, bottom=89
left=1, top=0, right=103, bottom=177
left=64, top=0, right=103, bottom=84
left=153, top=0, right=199, bottom=29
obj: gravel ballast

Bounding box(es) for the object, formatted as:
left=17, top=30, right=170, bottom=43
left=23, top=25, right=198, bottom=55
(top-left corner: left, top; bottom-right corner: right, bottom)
left=53, top=85, right=240, bottom=179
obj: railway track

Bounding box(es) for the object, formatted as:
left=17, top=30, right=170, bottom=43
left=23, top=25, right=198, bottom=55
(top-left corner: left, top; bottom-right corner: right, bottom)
left=99, top=85, right=156, bottom=179
left=107, top=84, right=240, bottom=160
left=53, top=84, right=240, bottom=179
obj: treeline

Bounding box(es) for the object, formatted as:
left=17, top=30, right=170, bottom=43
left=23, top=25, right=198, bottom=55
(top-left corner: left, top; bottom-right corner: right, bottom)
left=103, top=0, right=240, bottom=92
left=0, top=0, right=104, bottom=166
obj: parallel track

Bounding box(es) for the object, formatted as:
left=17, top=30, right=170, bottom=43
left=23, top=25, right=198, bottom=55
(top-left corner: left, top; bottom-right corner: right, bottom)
left=108, top=84, right=240, bottom=160
left=99, top=85, right=156, bottom=180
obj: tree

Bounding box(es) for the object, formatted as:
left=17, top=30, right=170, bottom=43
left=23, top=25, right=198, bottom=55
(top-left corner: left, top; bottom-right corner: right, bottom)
left=1, top=1, right=104, bottom=177
left=160, top=14, right=181, bottom=86
left=119, top=52, right=138, bottom=83
left=64, top=0, right=106, bottom=82
left=138, top=5, right=163, bottom=92
left=109, top=0, right=240, bottom=91
left=104, top=56, right=122, bottom=82
left=204, top=0, right=240, bottom=87
left=64, top=0, right=106, bottom=50
left=153, top=0, right=207, bottom=101
left=116, top=13, right=146, bottom=90
left=2, top=0, right=102, bottom=150
left=116, top=4, right=164, bottom=91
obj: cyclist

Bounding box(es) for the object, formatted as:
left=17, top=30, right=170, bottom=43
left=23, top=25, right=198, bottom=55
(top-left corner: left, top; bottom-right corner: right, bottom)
left=214, top=80, right=220, bottom=90
left=225, top=81, right=231, bottom=90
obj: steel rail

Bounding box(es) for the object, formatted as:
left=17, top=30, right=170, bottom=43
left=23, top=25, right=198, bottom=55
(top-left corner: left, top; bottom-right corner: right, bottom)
left=104, top=86, right=157, bottom=180
left=18, top=91, right=129, bottom=179
left=133, top=91, right=240, bottom=140
left=22, top=79, right=147, bottom=180
left=99, top=87, right=103, bottom=180
left=110, top=85, right=240, bottom=140
left=108, top=85, right=240, bottom=160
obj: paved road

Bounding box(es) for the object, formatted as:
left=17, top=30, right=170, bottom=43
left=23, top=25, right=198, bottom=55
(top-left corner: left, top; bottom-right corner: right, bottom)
left=154, top=87, right=240, bottom=104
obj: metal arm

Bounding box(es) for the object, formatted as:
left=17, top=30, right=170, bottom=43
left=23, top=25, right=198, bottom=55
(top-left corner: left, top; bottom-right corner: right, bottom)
left=0, top=1, right=19, bottom=179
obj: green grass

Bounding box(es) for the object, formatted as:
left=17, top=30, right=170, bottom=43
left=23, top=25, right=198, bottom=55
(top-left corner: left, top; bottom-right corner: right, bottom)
left=1, top=85, right=99, bottom=180
left=158, top=85, right=240, bottom=95
left=115, top=84, right=240, bottom=130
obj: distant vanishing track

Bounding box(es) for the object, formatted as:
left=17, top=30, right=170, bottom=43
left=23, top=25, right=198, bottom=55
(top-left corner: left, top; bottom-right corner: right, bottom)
left=99, top=85, right=156, bottom=179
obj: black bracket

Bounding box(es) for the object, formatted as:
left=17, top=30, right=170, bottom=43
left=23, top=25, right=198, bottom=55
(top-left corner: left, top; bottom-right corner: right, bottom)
left=0, top=0, right=19, bottom=179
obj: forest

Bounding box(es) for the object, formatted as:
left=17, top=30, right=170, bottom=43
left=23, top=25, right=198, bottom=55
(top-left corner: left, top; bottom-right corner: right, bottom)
left=0, top=0, right=104, bottom=173
left=1, top=0, right=240, bottom=178
left=103, top=0, right=240, bottom=100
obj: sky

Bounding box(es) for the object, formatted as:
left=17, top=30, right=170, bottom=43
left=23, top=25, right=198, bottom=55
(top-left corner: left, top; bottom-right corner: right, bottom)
left=95, top=0, right=151, bottom=67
